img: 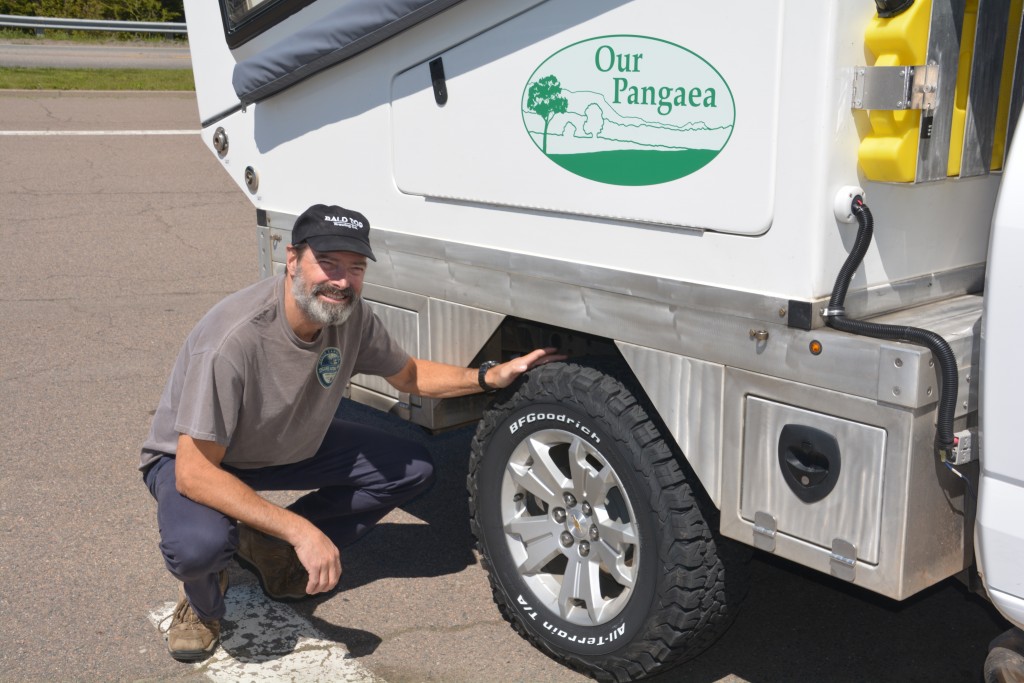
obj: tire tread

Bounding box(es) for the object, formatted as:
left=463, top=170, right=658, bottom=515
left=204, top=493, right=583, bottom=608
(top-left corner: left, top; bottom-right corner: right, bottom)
left=467, top=363, right=744, bottom=682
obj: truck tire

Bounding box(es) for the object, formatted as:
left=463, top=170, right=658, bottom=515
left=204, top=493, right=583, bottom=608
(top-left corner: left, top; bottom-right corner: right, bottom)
left=985, top=628, right=1024, bottom=683
left=468, top=363, right=742, bottom=682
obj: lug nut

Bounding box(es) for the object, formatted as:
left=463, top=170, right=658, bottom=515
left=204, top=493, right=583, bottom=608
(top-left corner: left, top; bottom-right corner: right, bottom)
left=563, top=492, right=577, bottom=507
left=553, top=508, right=567, bottom=523
left=560, top=531, right=575, bottom=548
left=581, top=501, right=592, bottom=515
left=579, top=541, right=590, bottom=557
left=589, top=525, right=600, bottom=541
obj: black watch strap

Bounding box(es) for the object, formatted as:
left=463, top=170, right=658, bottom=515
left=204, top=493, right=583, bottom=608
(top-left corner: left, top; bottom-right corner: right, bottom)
left=478, top=360, right=500, bottom=392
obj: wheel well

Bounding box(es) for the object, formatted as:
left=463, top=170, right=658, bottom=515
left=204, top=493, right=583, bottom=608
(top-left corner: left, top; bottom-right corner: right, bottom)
left=484, top=316, right=621, bottom=364
left=480, top=317, right=716, bottom=515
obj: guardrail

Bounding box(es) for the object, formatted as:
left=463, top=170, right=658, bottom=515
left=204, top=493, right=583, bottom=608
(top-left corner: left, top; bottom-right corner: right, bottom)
left=0, top=14, right=187, bottom=36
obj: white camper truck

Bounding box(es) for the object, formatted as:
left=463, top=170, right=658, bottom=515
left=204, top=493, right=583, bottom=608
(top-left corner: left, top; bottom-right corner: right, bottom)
left=184, top=0, right=1024, bottom=679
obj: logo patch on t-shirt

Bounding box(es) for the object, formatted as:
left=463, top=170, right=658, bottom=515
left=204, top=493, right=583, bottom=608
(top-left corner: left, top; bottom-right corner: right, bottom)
left=317, top=347, right=342, bottom=388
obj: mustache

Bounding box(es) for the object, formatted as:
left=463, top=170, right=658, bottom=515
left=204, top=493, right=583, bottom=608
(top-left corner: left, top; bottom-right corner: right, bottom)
left=312, top=283, right=354, bottom=300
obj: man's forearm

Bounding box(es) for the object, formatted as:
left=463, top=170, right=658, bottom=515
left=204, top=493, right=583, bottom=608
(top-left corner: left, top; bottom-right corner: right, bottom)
left=174, top=434, right=342, bottom=594
left=395, top=358, right=481, bottom=399
left=174, top=435, right=314, bottom=546
left=387, top=348, right=563, bottom=398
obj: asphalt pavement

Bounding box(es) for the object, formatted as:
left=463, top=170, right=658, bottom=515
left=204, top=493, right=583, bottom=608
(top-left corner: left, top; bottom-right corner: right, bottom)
left=0, top=39, right=191, bottom=69
left=0, top=89, right=1011, bottom=683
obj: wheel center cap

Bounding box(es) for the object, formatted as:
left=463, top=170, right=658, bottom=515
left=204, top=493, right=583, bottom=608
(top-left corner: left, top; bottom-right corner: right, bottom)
left=567, top=508, right=590, bottom=539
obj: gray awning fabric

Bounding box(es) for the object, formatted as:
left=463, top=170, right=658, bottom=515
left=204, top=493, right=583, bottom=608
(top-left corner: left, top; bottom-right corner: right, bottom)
left=232, top=0, right=465, bottom=106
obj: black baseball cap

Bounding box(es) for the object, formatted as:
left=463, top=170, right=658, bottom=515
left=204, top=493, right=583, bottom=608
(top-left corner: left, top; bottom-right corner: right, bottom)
left=291, top=204, right=376, bottom=261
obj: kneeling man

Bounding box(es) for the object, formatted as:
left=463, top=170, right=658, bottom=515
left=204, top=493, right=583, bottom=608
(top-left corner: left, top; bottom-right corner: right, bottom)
left=140, top=204, right=559, bottom=661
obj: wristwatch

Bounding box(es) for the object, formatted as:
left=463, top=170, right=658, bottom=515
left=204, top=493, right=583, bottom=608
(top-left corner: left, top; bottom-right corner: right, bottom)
left=478, top=360, right=500, bottom=392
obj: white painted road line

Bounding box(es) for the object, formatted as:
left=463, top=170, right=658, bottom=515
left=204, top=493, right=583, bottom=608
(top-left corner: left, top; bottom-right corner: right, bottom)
left=148, top=584, right=382, bottom=683
left=0, top=130, right=198, bottom=136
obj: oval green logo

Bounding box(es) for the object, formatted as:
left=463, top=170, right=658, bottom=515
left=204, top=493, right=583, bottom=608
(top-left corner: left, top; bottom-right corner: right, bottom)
left=522, top=35, right=735, bottom=186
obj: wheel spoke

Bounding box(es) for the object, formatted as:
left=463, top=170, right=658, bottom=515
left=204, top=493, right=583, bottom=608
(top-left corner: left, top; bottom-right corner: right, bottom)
left=581, top=462, right=617, bottom=505
left=558, top=554, right=605, bottom=623
left=516, top=529, right=563, bottom=575
left=598, top=518, right=637, bottom=548
left=507, top=437, right=569, bottom=506
left=505, top=512, right=553, bottom=545
left=567, top=437, right=597, bottom=493
left=593, top=539, right=636, bottom=588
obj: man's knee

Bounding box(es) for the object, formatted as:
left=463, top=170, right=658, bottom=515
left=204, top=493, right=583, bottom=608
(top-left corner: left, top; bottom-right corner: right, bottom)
left=160, top=522, right=237, bottom=581
left=406, top=442, right=435, bottom=493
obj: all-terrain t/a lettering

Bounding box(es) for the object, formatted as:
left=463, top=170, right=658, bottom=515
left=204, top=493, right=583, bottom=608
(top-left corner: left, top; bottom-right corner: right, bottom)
left=542, top=620, right=627, bottom=644
left=517, top=594, right=539, bottom=621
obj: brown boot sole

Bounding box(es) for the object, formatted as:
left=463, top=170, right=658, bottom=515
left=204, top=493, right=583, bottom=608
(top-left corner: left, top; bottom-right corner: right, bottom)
left=168, top=641, right=218, bottom=663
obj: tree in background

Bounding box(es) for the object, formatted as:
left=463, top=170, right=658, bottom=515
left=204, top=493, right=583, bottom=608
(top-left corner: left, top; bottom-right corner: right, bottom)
left=0, top=0, right=183, bottom=20
left=108, top=0, right=180, bottom=21
left=0, top=0, right=37, bottom=14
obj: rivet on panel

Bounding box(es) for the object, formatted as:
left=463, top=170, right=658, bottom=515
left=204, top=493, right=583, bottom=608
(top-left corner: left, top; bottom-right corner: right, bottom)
left=244, top=166, right=259, bottom=194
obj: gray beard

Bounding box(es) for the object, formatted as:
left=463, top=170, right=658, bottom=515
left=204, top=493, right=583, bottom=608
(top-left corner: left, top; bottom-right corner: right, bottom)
left=292, top=263, right=357, bottom=327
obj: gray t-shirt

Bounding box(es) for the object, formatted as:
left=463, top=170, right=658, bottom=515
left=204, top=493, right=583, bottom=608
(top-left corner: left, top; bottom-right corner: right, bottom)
left=140, top=274, right=409, bottom=470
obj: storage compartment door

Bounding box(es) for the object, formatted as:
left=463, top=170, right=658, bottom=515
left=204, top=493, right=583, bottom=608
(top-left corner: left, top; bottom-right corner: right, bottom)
left=741, top=397, right=887, bottom=564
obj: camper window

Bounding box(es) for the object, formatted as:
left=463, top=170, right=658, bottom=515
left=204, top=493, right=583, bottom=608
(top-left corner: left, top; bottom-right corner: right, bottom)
left=220, top=0, right=316, bottom=48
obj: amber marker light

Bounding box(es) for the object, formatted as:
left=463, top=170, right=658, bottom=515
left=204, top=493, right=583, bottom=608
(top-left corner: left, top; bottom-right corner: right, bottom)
left=809, top=340, right=823, bottom=355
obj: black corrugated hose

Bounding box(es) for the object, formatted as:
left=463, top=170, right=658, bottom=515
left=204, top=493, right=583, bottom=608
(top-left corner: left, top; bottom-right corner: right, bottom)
left=824, top=198, right=958, bottom=460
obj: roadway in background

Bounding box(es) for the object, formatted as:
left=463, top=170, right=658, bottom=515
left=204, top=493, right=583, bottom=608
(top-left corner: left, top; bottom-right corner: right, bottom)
left=0, top=90, right=1010, bottom=683
left=0, top=39, right=190, bottom=69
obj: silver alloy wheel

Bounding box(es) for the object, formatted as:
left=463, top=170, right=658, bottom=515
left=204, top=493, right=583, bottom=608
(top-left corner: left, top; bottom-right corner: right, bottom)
left=499, top=427, right=640, bottom=627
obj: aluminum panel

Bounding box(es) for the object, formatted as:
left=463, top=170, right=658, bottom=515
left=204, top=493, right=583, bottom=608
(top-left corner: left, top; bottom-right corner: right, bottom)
left=960, top=0, right=1011, bottom=177
left=258, top=225, right=273, bottom=278
left=256, top=219, right=981, bottom=418
left=740, top=397, right=887, bottom=565
left=355, top=300, right=420, bottom=399
left=917, top=0, right=966, bottom=182
left=616, top=343, right=724, bottom=506
left=427, top=298, right=503, bottom=366
left=721, top=368, right=970, bottom=600
left=1008, top=8, right=1024, bottom=154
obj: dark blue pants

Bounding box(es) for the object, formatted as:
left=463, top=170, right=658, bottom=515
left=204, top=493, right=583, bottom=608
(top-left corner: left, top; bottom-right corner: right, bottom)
left=144, top=418, right=434, bottom=620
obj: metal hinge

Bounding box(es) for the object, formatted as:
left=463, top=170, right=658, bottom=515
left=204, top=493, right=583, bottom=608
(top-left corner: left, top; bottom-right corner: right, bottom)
left=753, top=511, right=777, bottom=553
left=851, top=65, right=939, bottom=111
left=830, top=538, right=858, bottom=582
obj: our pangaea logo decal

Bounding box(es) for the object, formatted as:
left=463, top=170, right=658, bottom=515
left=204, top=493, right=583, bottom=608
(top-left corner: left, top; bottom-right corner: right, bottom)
left=522, top=35, right=735, bottom=186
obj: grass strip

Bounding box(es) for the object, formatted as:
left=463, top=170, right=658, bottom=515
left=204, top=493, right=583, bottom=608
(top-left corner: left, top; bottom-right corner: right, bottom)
left=0, top=29, right=187, bottom=44
left=0, top=66, right=194, bottom=91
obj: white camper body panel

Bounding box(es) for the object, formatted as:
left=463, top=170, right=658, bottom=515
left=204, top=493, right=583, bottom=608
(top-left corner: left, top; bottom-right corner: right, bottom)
left=188, top=0, right=996, bottom=305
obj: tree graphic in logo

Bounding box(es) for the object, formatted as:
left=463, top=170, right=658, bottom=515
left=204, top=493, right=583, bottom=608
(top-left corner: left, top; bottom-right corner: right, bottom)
left=526, top=75, right=568, bottom=154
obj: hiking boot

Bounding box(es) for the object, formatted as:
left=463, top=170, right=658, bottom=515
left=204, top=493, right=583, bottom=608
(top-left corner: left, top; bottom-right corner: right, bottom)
left=235, top=523, right=309, bottom=601
left=166, top=570, right=228, bottom=662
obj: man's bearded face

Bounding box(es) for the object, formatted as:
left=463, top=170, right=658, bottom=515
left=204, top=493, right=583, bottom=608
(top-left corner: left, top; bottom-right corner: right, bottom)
left=292, top=257, right=357, bottom=326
